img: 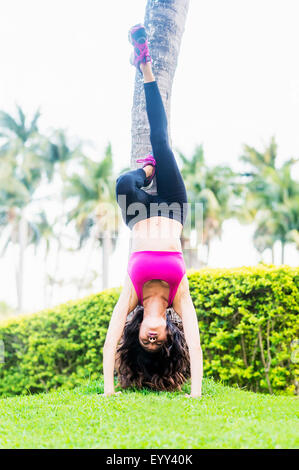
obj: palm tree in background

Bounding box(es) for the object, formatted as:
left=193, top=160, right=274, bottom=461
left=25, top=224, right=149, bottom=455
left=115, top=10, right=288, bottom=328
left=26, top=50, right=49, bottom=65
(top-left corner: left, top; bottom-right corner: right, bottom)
left=287, top=227, right=299, bottom=253
left=46, top=129, right=83, bottom=303
left=0, top=109, right=124, bottom=309
left=251, top=211, right=277, bottom=263
left=178, top=145, right=238, bottom=266
left=262, top=160, right=299, bottom=263
left=64, top=143, right=121, bottom=291
left=241, top=137, right=277, bottom=171
left=31, top=210, right=56, bottom=308
left=240, top=137, right=299, bottom=263
left=0, top=106, right=46, bottom=312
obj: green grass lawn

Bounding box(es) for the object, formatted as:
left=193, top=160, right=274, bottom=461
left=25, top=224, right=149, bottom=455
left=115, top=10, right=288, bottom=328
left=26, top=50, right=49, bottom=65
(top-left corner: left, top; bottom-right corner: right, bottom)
left=0, top=378, right=298, bottom=449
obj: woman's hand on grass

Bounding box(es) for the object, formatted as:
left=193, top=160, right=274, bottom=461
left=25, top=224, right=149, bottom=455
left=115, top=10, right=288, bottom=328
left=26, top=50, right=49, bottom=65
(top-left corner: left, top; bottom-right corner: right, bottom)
left=102, top=391, right=122, bottom=397
left=185, top=393, right=201, bottom=399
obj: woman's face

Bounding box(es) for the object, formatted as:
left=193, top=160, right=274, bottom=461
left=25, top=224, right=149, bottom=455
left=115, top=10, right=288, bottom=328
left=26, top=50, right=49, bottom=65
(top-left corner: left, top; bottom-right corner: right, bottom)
left=139, top=314, right=167, bottom=352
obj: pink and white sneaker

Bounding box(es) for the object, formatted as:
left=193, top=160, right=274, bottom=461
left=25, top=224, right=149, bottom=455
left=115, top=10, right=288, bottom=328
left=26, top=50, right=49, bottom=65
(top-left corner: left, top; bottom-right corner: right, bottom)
left=136, top=153, right=156, bottom=189
left=128, top=24, right=152, bottom=75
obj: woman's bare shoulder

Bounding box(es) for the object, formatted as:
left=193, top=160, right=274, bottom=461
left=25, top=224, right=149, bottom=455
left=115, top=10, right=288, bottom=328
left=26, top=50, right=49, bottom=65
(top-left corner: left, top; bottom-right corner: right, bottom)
left=117, top=273, right=139, bottom=313
left=172, top=273, right=190, bottom=315
left=177, top=273, right=190, bottom=294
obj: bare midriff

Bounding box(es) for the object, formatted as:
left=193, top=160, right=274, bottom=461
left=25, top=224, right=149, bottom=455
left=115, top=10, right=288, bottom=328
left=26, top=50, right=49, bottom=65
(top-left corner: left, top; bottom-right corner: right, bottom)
left=131, top=216, right=183, bottom=253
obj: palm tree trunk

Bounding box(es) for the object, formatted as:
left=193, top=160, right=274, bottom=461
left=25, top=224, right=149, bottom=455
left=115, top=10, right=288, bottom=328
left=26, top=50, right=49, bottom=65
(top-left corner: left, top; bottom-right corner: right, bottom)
left=271, top=245, right=275, bottom=264
left=102, top=232, right=111, bottom=290
left=281, top=241, right=285, bottom=264
left=206, top=240, right=210, bottom=265
left=49, top=200, right=65, bottom=305
left=43, top=248, right=48, bottom=309
left=78, top=237, right=97, bottom=296
left=16, top=210, right=27, bottom=313
left=131, top=0, right=190, bottom=188
left=48, top=238, right=61, bottom=305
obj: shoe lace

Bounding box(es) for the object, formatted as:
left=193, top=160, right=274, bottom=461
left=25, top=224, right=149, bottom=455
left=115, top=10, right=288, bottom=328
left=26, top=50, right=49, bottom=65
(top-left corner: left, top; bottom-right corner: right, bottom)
left=132, top=40, right=150, bottom=61
left=136, top=154, right=155, bottom=165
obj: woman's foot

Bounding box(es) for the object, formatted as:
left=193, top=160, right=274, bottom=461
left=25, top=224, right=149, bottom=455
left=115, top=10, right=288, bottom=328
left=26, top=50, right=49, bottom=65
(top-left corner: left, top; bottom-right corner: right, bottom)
left=128, top=24, right=152, bottom=75
left=136, top=154, right=156, bottom=189
left=143, top=164, right=154, bottom=179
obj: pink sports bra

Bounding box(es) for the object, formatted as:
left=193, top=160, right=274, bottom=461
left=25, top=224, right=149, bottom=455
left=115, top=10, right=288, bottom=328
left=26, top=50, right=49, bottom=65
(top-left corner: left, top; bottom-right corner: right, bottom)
left=127, top=250, right=186, bottom=308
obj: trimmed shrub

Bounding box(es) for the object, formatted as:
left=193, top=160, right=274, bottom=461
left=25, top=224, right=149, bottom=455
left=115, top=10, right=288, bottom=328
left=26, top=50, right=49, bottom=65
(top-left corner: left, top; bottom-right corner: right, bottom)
left=0, top=288, right=120, bottom=397
left=0, top=265, right=298, bottom=397
left=188, top=265, right=299, bottom=395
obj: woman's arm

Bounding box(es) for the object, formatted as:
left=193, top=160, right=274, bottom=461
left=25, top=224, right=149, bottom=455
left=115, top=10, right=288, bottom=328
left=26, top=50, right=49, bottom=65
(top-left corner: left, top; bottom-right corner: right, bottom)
left=103, top=273, right=138, bottom=395
left=172, top=275, right=203, bottom=398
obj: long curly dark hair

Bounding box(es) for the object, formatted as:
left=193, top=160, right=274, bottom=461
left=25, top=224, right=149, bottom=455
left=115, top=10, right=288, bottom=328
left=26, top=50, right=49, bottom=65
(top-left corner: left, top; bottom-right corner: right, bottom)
left=115, top=306, right=190, bottom=391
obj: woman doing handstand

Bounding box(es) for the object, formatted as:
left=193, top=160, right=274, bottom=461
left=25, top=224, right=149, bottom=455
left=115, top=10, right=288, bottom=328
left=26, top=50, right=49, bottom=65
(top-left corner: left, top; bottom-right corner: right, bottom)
left=103, top=24, right=203, bottom=398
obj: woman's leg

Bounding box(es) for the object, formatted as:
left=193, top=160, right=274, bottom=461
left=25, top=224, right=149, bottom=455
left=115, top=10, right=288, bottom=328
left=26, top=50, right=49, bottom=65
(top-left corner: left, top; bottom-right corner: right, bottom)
left=115, top=167, right=154, bottom=205
left=115, top=167, right=154, bottom=228
left=140, top=62, right=188, bottom=207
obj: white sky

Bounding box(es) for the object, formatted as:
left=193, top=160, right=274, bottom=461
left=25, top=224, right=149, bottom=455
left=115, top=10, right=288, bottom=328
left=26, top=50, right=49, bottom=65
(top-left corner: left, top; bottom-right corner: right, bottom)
left=0, top=0, right=299, bottom=312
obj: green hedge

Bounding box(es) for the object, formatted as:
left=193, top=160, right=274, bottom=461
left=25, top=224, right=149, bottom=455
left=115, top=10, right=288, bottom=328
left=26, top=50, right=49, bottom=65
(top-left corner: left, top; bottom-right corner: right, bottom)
left=0, top=265, right=298, bottom=397
left=188, top=265, right=299, bottom=396
left=0, top=288, right=120, bottom=397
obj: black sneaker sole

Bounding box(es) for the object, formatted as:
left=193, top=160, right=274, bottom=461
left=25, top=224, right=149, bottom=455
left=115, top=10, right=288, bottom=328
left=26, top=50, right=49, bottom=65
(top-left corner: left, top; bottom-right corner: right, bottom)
left=128, top=24, right=147, bottom=45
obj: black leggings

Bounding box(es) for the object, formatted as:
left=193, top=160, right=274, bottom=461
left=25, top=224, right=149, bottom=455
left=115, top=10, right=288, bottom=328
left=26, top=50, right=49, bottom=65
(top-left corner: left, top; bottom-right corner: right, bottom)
left=115, top=80, right=188, bottom=230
